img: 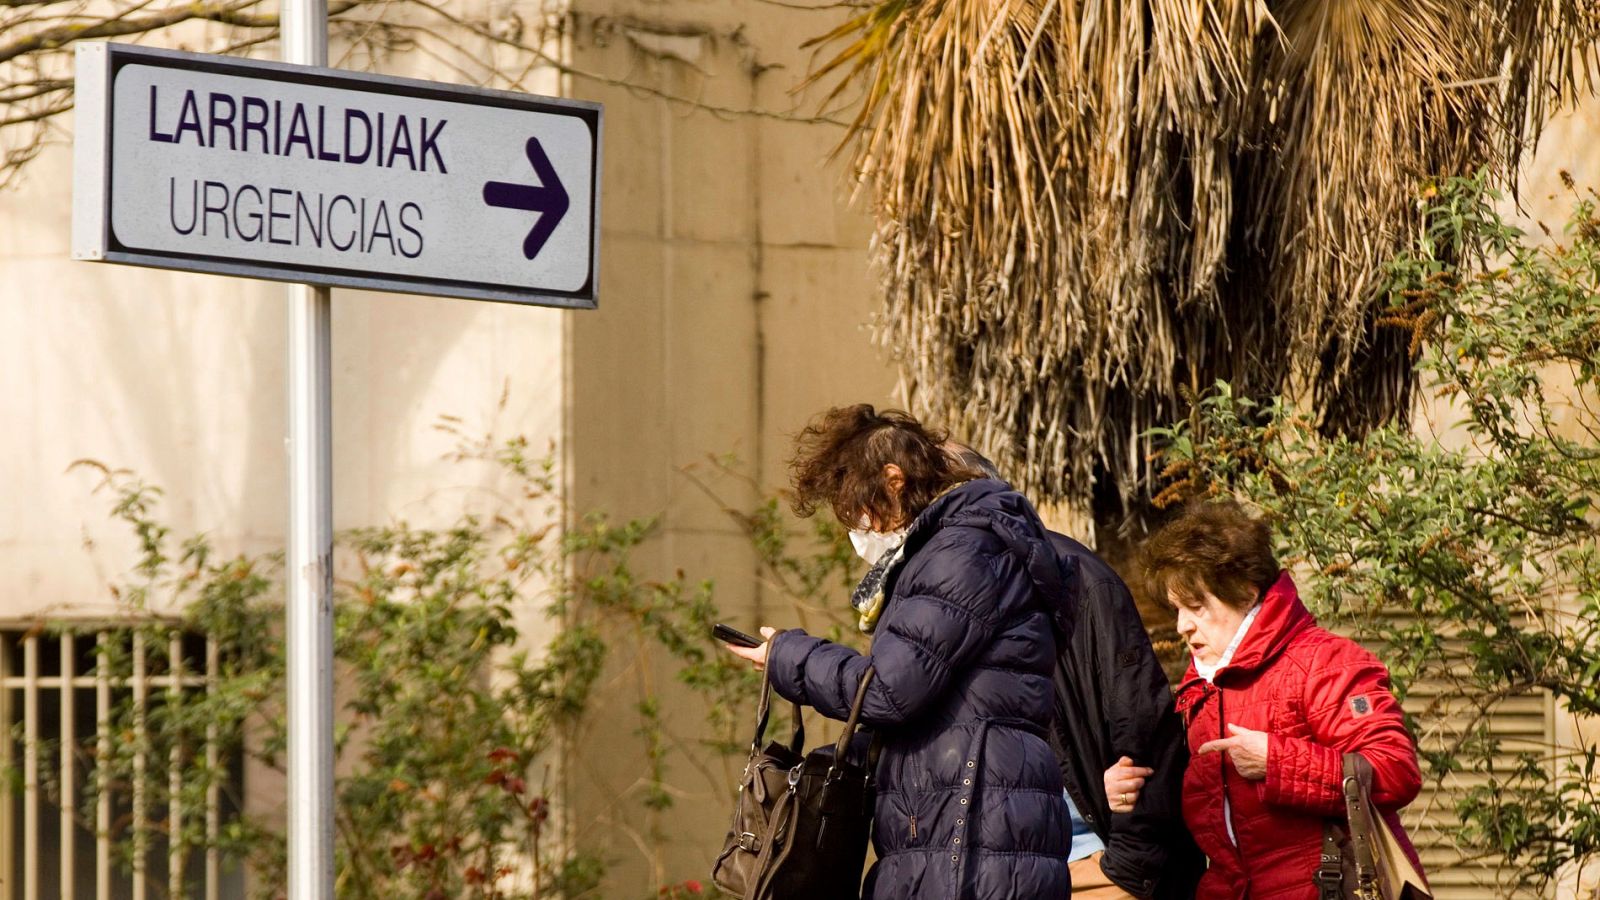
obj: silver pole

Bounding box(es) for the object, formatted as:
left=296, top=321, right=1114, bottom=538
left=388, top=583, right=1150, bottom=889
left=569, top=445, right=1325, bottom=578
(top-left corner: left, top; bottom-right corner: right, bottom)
left=282, top=0, right=334, bottom=896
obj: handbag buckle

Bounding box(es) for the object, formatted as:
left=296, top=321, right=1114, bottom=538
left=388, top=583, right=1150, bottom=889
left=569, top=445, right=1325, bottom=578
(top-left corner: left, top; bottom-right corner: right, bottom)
left=1313, top=865, right=1343, bottom=898
left=787, top=765, right=802, bottom=790
left=738, top=832, right=759, bottom=852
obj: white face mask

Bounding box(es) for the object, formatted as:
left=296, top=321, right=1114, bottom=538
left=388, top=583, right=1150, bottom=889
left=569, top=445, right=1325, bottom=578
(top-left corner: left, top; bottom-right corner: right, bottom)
left=848, top=518, right=907, bottom=566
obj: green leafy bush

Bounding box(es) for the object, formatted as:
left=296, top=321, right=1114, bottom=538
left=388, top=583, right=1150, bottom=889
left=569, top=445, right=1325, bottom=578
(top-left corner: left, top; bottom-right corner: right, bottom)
left=52, top=438, right=859, bottom=899
left=1151, top=172, right=1600, bottom=892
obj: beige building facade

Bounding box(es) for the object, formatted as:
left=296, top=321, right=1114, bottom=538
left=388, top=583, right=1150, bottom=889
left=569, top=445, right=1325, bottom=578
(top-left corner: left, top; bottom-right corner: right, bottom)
left=1, top=0, right=1598, bottom=896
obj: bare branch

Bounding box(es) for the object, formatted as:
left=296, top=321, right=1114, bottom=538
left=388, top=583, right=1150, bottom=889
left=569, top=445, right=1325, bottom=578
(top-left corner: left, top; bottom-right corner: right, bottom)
left=0, top=96, right=72, bottom=127
left=0, top=0, right=362, bottom=66
left=0, top=0, right=853, bottom=190
left=0, top=77, right=68, bottom=103
left=399, top=0, right=851, bottom=125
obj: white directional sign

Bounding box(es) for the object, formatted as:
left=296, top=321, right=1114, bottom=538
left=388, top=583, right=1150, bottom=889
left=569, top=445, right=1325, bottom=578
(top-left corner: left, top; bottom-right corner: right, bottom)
left=73, top=43, right=602, bottom=307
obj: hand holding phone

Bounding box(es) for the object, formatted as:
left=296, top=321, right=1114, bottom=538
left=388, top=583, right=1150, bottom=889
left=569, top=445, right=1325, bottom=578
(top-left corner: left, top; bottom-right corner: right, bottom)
left=713, top=623, right=763, bottom=648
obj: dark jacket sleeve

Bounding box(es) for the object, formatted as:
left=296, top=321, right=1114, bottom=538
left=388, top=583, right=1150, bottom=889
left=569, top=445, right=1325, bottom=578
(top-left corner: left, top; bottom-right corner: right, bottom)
left=1056, top=569, right=1201, bottom=900
left=766, top=527, right=1016, bottom=727
left=1100, top=587, right=1179, bottom=887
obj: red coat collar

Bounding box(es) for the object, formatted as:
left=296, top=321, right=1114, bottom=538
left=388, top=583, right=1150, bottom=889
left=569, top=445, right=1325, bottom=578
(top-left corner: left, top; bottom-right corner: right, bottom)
left=1177, top=571, right=1314, bottom=701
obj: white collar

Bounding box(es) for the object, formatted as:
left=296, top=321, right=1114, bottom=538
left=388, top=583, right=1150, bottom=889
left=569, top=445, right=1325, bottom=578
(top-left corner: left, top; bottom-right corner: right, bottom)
left=1193, top=602, right=1263, bottom=684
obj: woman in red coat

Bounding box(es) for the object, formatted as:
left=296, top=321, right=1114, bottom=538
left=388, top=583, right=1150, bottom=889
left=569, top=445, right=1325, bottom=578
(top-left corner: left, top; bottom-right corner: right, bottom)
left=1110, top=501, right=1427, bottom=900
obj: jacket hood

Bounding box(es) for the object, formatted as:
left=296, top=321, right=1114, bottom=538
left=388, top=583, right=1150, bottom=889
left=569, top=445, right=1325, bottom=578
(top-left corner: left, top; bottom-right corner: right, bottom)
left=1178, top=570, right=1312, bottom=695
left=904, top=478, right=1078, bottom=639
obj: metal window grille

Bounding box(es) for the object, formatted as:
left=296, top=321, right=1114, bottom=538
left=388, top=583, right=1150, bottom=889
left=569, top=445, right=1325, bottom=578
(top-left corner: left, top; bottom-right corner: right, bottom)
left=0, top=628, right=246, bottom=900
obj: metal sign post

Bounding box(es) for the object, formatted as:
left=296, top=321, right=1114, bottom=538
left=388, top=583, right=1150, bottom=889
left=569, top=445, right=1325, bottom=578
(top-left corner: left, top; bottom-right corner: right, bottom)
left=281, top=0, right=334, bottom=896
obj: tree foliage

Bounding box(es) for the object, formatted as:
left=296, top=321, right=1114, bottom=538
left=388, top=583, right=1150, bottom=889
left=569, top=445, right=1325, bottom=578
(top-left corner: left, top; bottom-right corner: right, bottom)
left=808, top=0, right=1599, bottom=513
left=1152, top=174, right=1600, bottom=891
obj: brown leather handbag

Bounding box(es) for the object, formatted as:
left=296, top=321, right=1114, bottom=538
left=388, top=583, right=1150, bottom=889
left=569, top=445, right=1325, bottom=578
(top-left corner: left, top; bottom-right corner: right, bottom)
left=1316, top=753, right=1433, bottom=900
left=711, top=662, right=879, bottom=900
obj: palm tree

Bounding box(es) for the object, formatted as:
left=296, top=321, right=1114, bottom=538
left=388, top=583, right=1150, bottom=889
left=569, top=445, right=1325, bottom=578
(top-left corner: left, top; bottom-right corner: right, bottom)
left=809, top=0, right=1598, bottom=523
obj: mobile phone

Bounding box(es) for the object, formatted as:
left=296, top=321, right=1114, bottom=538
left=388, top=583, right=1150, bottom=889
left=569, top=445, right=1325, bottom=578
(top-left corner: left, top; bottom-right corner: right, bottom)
left=713, top=623, right=762, bottom=648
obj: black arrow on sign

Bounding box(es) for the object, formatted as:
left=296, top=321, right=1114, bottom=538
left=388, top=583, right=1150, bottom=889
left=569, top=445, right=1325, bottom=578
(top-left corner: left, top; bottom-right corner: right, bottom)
left=482, top=137, right=570, bottom=261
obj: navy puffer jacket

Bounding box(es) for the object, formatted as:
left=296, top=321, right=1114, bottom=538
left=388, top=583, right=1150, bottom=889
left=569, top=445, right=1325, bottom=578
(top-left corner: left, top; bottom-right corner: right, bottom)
left=766, top=479, right=1074, bottom=899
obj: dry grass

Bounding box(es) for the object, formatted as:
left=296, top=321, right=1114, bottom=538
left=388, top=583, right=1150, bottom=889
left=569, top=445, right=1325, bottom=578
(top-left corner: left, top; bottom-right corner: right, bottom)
left=809, top=0, right=1600, bottom=512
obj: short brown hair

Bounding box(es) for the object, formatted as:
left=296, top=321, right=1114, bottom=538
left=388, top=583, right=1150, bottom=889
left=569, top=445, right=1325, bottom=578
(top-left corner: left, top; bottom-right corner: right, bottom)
left=1141, top=500, right=1280, bottom=609
left=789, top=405, right=982, bottom=527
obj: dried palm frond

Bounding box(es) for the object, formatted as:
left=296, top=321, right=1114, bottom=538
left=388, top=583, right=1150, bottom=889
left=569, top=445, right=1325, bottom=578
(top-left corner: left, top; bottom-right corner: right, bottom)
left=811, top=0, right=1600, bottom=514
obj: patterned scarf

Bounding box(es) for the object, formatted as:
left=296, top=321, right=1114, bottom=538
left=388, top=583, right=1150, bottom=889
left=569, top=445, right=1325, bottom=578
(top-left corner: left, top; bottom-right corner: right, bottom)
left=850, top=541, right=909, bottom=634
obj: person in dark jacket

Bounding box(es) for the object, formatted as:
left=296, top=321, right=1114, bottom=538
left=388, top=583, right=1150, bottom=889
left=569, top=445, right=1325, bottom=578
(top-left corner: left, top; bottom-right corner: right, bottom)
left=724, top=405, right=1072, bottom=900
left=1049, top=531, right=1204, bottom=900
left=947, top=445, right=1203, bottom=900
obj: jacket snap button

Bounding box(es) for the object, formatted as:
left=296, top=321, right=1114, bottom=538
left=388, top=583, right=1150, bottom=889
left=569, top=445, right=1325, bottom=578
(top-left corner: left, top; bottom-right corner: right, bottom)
left=963, top=778, right=971, bottom=786
left=959, top=798, right=968, bottom=805
left=956, top=818, right=964, bottom=826
left=967, top=761, right=975, bottom=768
left=951, top=855, right=958, bottom=862
left=953, top=838, right=960, bottom=845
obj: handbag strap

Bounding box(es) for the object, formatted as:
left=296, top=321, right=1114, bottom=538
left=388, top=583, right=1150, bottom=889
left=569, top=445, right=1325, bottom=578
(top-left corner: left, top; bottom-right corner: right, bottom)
left=834, top=668, right=876, bottom=754
left=866, top=730, right=884, bottom=772
left=748, top=785, right=800, bottom=899
left=1342, top=753, right=1380, bottom=886
left=824, top=667, right=877, bottom=780
left=750, top=643, right=805, bottom=756
left=1317, top=752, right=1381, bottom=900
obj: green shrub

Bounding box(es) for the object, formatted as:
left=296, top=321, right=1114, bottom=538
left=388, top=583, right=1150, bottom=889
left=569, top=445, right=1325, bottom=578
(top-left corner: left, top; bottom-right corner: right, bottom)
left=52, top=438, right=858, bottom=898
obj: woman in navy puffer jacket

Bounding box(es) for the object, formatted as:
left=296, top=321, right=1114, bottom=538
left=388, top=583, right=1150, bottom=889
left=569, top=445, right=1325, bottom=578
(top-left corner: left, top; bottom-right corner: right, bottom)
left=724, top=405, right=1072, bottom=899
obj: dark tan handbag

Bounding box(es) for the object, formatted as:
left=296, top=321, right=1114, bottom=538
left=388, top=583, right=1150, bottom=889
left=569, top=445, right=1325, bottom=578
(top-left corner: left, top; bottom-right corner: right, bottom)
left=1316, top=753, right=1433, bottom=900
left=710, top=661, right=879, bottom=900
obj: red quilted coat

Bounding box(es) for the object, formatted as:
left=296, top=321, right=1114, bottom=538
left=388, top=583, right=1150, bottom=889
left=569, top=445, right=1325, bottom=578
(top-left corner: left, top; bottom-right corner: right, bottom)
left=1173, top=572, right=1425, bottom=900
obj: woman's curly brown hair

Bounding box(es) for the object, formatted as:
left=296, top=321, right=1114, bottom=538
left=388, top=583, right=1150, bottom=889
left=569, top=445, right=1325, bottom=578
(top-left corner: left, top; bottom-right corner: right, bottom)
left=1141, top=499, right=1281, bottom=610
left=789, top=404, right=983, bottom=528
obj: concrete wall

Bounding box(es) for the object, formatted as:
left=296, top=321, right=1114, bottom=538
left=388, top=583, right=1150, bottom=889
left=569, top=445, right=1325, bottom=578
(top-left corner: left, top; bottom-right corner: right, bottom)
left=560, top=1, right=898, bottom=891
